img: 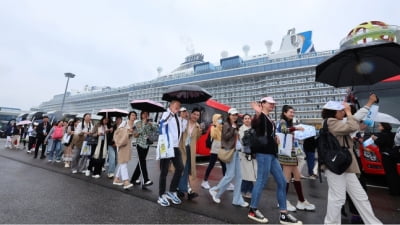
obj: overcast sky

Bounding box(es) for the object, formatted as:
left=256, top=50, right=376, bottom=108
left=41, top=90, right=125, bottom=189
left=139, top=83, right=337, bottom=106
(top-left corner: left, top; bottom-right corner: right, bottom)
left=0, top=0, right=398, bottom=110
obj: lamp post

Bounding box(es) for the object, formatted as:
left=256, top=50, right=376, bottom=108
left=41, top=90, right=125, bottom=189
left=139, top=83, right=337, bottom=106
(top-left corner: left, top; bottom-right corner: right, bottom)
left=60, top=72, right=75, bottom=112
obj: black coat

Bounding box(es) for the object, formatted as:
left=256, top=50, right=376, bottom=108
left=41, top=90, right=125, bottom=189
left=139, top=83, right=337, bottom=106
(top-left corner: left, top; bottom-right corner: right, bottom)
left=36, top=122, right=52, bottom=139
left=251, top=113, right=277, bottom=155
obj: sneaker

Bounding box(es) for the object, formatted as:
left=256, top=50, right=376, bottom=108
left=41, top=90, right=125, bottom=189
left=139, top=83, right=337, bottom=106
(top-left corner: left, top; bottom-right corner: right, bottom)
left=201, top=180, right=210, bottom=189
left=233, top=201, right=249, bottom=208
left=134, top=179, right=141, bottom=185
left=113, top=181, right=124, bottom=186
left=64, top=163, right=70, bottom=168
left=92, top=174, right=101, bottom=179
left=166, top=192, right=182, bottom=204
left=243, top=192, right=252, bottom=199
left=48, top=159, right=52, bottom=162
left=248, top=208, right=269, bottom=223
left=209, top=188, right=220, bottom=204
left=187, top=192, right=199, bottom=200
left=144, top=180, right=153, bottom=186
left=280, top=212, right=302, bottom=225
left=308, top=174, right=318, bottom=180
left=296, top=200, right=315, bottom=211
left=72, top=170, right=78, bottom=174
left=107, top=173, right=114, bottom=178
left=123, top=183, right=133, bottom=189
left=85, top=170, right=91, bottom=176
left=157, top=194, right=170, bottom=207
left=102, top=167, right=106, bottom=172
left=287, top=200, right=297, bottom=212
left=27, top=150, right=31, bottom=154
left=55, top=160, right=61, bottom=163
left=227, top=183, right=235, bottom=191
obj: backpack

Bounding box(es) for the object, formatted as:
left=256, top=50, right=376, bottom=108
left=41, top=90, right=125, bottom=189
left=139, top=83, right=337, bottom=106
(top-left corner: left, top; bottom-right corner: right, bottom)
left=52, top=127, right=64, bottom=140
left=317, top=120, right=352, bottom=181
left=241, top=128, right=257, bottom=154
left=205, top=128, right=213, bottom=149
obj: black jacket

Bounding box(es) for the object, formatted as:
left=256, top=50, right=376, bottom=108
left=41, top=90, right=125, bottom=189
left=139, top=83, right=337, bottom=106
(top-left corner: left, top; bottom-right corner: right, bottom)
left=251, top=113, right=277, bottom=155
left=36, top=122, right=52, bottom=138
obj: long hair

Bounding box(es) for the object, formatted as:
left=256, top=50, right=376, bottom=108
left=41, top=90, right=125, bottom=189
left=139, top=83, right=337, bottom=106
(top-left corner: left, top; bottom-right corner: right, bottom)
left=280, top=105, right=294, bottom=127
left=321, top=109, right=337, bottom=119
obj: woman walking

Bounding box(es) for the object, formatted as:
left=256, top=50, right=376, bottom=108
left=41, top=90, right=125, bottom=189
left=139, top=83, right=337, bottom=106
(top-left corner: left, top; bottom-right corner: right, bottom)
left=277, top=105, right=315, bottom=212
left=209, top=108, right=248, bottom=207
left=113, top=111, right=136, bottom=189
left=63, top=119, right=78, bottom=168
left=71, top=113, right=94, bottom=174
left=46, top=121, right=65, bottom=163
left=201, top=113, right=227, bottom=189
left=107, top=116, right=122, bottom=178
left=321, top=100, right=381, bottom=224
left=130, top=111, right=158, bottom=186
left=91, top=117, right=112, bottom=178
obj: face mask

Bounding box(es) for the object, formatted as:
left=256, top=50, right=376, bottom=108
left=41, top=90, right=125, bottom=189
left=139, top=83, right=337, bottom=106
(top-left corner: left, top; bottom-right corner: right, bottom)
left=217, top=119, right=223, bottom=124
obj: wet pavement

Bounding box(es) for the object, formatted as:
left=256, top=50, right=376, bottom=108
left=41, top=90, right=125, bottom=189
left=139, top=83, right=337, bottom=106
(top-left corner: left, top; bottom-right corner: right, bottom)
left=0, top=139, right=399, bottom=224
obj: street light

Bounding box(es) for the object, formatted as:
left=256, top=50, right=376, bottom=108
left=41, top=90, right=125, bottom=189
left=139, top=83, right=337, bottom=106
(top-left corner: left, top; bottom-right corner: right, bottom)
left=60, top=72, right=76, bottom=112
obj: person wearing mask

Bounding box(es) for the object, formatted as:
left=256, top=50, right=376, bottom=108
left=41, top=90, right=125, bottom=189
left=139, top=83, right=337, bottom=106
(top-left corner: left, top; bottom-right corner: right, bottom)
left=107, top=116, right=122, bottom=178
left=177, top=108, right=202, bottom=200
left=91, top=117, right=112, bottom=178
left=238, top=114, right=257, bottom=199
left=371, top=123, right=399, bottom=195
left=277, top=105, right=315, bottom=212
left=201, top=114, right=227, bottom=190
left=209, top=108, right=249, bottom=208
left=113, top=111, right=136, bottom=189
left=130, top=111, right=158, bottom=186
left=321, top=100, right=381, bottom=225
left=157, top=100, right=184, bottom=207
left=34, top=115, right=51, bottom=159
left=247, top=97, right=301, bottom=225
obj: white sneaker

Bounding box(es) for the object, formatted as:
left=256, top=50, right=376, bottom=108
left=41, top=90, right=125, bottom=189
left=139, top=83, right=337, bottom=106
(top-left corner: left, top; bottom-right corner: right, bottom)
left=201, top=180, right=210, bottom=189
left=296, top=200, right=315, bottom=211
left=107, top=173, right=114, bottom=178
left=85, top=170, right=91, bottom=176
left=92, top=174, right=101, bottom=179
left=227, top=183, right=235, bottom=191
left=209, top=188, right=221, bottom=204
left=287, top=200, right=297, bottom=212
left=72, top=170, right=78, bottom=174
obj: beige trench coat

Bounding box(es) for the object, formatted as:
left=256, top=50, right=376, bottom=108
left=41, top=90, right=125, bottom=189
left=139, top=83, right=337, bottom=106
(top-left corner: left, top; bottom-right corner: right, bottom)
left=113, top=127, right=132, bottom=164
left=178, top=122, right=202, bottom=181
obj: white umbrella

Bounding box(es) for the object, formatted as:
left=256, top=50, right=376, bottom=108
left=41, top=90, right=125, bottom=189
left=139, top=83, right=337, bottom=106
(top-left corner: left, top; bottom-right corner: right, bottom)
left=16, top=120, right=32, bottom=126
left=374, top=112, right=400, bottom=125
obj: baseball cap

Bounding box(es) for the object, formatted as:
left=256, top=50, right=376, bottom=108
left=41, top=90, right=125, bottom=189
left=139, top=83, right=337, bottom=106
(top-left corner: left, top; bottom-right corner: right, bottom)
left=260, top=96, right=276, bottom=104
left=228, top=108, right=239, bottom=115
left=179, top=107, right=187, bottom=112
left=323, top=101, right=344, bottom=110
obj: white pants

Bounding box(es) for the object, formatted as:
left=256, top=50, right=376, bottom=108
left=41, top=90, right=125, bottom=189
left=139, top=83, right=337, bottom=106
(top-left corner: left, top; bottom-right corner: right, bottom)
left=115, top=163, right=129, bottom=181
left=5, top=136, right=12, bottom=148
left=324, top=170, right=382, bottom=225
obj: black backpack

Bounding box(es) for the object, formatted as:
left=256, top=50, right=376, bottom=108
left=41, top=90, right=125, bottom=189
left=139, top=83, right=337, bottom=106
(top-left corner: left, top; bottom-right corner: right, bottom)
left=317, top=120, right=352, bottom=182
left=241, top=128, right=257, bottom=154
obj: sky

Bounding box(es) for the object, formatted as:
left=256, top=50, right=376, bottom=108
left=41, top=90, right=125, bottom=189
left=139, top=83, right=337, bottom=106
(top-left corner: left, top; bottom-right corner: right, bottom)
left=0, top=0, right=398, bottom=110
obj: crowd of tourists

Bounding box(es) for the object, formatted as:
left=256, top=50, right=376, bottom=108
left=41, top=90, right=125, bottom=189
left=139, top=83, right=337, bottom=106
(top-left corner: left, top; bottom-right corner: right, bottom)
left=4, top=94, right=399, bottom=225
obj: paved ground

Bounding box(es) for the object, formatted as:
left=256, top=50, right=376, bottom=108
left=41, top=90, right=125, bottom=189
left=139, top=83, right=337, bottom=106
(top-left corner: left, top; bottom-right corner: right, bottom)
left=0, top=139, right=399, bottom=224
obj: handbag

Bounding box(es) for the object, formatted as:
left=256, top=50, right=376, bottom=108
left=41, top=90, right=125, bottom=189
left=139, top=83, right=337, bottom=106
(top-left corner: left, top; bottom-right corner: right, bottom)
left=85, top=135, right=98, bottom=145
left=156, top=133, right=175, bottom=159
left=80, top=141, right=92, bottom=156
left=62, top=133, right=71, bottom=145
left=217, top=148, right=235, bottom=163
left=276, top=132, right=293, bottom=157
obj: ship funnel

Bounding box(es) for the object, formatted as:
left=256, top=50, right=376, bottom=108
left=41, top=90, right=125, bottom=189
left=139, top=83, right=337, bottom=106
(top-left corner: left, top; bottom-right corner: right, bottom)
left=157, top=66, right=163, bottom=77
left=242, top=45, right=250, bottom=58
left=220, top=50, right=228, bottom=58
left=265, top=40, right=273, bottom=54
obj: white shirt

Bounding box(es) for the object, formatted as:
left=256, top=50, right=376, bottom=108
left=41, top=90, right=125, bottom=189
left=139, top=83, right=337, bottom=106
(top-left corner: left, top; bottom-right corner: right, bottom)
left=75, top=121, right=93, bottom=135
left=161, top=108, right=182, bottom=148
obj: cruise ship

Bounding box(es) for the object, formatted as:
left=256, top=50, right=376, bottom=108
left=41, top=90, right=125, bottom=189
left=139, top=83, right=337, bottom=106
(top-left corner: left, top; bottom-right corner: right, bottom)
left=38, top=28, right=346, bottom=125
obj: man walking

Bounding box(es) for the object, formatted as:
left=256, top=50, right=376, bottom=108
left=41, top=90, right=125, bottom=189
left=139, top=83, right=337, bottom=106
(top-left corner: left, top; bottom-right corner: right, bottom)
left=34, top=115, right=51, bottom=159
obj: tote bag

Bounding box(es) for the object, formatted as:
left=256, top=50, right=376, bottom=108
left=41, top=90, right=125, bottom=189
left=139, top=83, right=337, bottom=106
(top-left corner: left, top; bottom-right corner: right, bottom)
left=276, top=133, right=293, bottom=157
left=217, top=148, right=235, bottom=163
left=80, top=141, right=92, bottom=156
left=156, top=122, right=174, bottom=160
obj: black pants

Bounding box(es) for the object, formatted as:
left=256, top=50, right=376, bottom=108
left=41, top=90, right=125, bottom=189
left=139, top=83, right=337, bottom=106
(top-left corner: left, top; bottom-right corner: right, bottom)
left=28, top=136, right=36, bottom=150
left=92, top=141, right=106, bottom=175
left=34, top=137, right=46, bottom=158
left=131, top=145, right=150, bottom=182
left=382, top=154, right=400, bottom=195
left=159, top=148, right=183, bottom=196
left=204, top=153, right=226, bottom=181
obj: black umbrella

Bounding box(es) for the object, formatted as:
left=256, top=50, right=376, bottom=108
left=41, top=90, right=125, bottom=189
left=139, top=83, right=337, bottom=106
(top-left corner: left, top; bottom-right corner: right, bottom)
left=316, top=41, right=400, bottom=87
left=130, top=99, right=166, bottom=112
left=97, top=108, right=129, bottom=118
left=162, top=84, right=212, bottom=104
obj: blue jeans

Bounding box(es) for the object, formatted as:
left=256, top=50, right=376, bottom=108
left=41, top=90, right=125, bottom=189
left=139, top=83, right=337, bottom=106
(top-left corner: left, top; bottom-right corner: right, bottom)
left=250, top=153, right=287, bottom=210
left=48, top=139, right=61, bottom=161
left=211, top=151, right=245, bottom=205
left=178, top=145, right=191, bottom=193
left=305, top=152, right=315, bottom=176
left=107, top=145, right=117, bottom=174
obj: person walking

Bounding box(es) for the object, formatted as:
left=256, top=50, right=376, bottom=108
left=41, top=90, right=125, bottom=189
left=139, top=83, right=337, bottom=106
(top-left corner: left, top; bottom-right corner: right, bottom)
left=201, top=113, right=227, bottom=190
left=247, top=97, right=301, bottom=224
left=208, top=108, right=249, bottom=208
left=11, top=124, right=22, bottom=150
left=34, top=115, right=51, bottom=159
left=130, top=111, right=158, bottom=186
left=177, top=108, right=202, bottom=200
left=71, top=113, right=94, bottom=174
left=91, top=117, right=112, bottom=178
left=107, top=116, right=122, bottom=178
left=63, top=119, right=79, bottom=168
left=302, top=136, right=317, bottom=179
left=27, top=124, right=37, bottom=153
left=277, top=105, right=315, bottom=212
left=157, top=100, right=184, bottom=207
left=238, top=113, right=257, bottom=199
left=45, top=121, right=64, bottom=163
left=113, top=111, right=136, bottom=189
left=321, top=100, right=382, bottom=225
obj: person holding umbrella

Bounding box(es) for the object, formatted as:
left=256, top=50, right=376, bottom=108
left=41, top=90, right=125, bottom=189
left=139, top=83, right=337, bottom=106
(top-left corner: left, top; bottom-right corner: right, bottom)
left=157, top=100, right=184, bottom=207
left=130, top=111, right=158, bottom=186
